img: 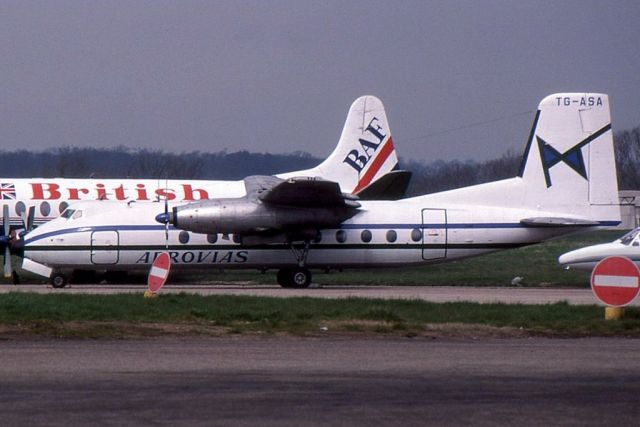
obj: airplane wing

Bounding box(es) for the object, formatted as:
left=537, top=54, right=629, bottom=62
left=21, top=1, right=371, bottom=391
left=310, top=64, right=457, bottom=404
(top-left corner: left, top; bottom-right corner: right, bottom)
left=520, top=217, right=600, bottom=227
left=250, top=176, right=361, bottom=208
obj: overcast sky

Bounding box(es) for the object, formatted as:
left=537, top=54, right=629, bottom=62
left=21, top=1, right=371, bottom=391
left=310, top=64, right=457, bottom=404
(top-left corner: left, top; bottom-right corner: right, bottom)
left=2, top=0, right=639, bottom=162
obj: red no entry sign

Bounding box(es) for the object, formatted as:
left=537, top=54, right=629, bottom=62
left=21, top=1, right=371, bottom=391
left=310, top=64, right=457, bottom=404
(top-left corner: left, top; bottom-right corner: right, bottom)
left=148, top=252, right=171, bottom=293
left=591, top=256, right=640, bottom=307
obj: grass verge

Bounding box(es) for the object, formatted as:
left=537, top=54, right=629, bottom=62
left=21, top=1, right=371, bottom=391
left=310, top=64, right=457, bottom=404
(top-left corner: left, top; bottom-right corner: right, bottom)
left=1, top=292, right=639, bottom=339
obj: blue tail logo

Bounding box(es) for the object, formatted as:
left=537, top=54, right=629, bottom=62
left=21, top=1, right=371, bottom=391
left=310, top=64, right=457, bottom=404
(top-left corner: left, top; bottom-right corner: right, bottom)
left=536, top=124, right=611, bottom=188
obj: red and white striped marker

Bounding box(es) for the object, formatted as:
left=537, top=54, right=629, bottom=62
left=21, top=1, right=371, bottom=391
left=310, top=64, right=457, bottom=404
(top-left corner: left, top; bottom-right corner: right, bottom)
left=147, top=252, right=171, bottom=293
left=591, top=256, right=640, bottom=307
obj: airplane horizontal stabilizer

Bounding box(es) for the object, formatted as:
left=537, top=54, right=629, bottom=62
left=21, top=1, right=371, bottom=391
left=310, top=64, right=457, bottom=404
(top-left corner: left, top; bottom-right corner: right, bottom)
left=355, top=170, right=412, bottom=201
left=519, top=217, right=600, bottom=227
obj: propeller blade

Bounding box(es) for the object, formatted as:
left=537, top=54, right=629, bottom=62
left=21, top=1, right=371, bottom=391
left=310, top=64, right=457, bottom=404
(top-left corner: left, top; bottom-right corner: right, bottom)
left=4, top=246, right=11, bottom=278
left=3, top=204, right=9, bottom=237
left=164, top=197, right=169, bottom=245
left=26, top=206, right=35, bottom=231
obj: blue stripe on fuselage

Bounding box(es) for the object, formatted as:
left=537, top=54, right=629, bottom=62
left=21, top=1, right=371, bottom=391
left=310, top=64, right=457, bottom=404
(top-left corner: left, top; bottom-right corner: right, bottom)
left=23, top=224, right=168, bottom=245
left=23, top=220, right=621, bottom=245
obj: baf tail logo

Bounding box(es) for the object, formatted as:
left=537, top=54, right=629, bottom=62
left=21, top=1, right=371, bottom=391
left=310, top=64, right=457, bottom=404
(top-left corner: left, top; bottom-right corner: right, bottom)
left=343, top=117, right=387, bottom=173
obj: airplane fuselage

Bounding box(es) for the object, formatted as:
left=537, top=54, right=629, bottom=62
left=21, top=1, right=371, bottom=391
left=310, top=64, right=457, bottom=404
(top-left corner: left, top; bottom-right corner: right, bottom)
left=17, top=92, right=624, bottom=288
left=558, top=228, right=640, bottom=271
left=23, top=197, right=594, bottom=272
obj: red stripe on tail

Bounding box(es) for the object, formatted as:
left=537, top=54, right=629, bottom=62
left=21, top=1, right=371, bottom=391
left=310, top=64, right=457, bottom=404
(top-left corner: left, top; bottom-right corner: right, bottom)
left=352, top=137, right=395, bottom=194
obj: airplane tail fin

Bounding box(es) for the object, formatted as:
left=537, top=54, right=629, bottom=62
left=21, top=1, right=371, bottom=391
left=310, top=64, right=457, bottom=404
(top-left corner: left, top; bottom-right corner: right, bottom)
left=516, top=93, right=620, bottom=224
left=427, top=93, right=621, bottom=226
left=278, top=96, right=399, bottom=194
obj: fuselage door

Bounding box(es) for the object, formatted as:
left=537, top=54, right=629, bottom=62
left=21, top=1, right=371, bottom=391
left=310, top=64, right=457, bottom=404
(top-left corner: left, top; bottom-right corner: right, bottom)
left=422, top=208, right=447, bottom=260
left=91, top=230, right=119, bottom=264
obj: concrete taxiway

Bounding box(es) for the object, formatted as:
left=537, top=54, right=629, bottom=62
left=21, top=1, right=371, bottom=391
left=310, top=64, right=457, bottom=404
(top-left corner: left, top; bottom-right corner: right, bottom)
left=1, top=337, right=639, bottom=426
left=0, top=283, right=633, bottom=305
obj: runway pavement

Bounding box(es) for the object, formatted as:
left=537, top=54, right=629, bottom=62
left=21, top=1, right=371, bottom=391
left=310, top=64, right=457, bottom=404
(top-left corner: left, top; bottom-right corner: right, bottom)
left=1, top=337, right=639, bottom=426
left=0, top=283, right=634, bottom=305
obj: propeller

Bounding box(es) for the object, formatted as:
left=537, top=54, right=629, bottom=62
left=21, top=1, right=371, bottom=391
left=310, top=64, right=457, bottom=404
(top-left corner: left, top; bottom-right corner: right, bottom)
left=19, top=206, right=35, bottom=237
left=0, top=204, right=36, bottom=281
left=153, top=192, right=172, bottom=245
left=1, top=204, right=11, bottom=278
left=163, top=196, right=169, bottom=245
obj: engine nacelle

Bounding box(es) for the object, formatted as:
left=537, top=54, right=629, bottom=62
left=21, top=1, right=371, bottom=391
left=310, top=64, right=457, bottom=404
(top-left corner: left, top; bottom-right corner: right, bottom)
left=171, top=198, right=353, bottom=236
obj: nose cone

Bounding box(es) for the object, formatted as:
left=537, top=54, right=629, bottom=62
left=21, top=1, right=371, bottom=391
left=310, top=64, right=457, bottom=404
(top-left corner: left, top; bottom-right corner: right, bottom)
left=558, top=243, right=616, bottom=272
left=155, top=212, right=173, bottom=225
left=558, top=249, right=581, bottom=267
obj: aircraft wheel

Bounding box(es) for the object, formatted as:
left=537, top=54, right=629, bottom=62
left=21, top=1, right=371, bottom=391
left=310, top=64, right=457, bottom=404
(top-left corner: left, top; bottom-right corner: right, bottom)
left=288, top=268, right=312, bottom=289
left=50, top=272, right=68, bottom=289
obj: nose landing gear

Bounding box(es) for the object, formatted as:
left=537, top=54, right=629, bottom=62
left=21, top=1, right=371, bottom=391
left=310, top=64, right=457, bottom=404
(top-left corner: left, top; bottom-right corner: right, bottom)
left=277, top=241, right=313, bottom=288
left=50, top=272, right=68, bottom=289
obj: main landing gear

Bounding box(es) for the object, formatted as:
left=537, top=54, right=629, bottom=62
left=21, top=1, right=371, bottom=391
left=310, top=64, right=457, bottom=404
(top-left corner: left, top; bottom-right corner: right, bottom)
left=277, top=267, right=312, bottom=288
left=277, top=241, right=312, bottom=288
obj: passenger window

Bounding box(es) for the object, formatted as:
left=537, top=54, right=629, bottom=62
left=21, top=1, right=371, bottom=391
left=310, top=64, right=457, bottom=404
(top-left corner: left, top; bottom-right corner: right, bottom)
left=40, top=201, right=51, bottom=217
left=361, top=230, right=372, bottom=243
left=336, top=230, right=347, bottom=243
left=386, top=230, right=397, bottom=243
left=15, top=201, right=25, bottom=216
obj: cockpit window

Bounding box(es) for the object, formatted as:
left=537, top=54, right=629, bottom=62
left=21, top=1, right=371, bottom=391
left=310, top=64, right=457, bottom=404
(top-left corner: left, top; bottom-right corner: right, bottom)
left=60, top=209, right=83, bottom=220
left=60, top=209, right=75, bottom=219
left=619, top=228, right=640, bottom=245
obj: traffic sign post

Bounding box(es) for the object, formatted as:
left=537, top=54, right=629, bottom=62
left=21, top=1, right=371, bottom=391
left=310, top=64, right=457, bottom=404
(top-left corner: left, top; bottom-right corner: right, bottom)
left=591, top=256, right=640, bottom=319
left=145, top=252, right=171, bottom=297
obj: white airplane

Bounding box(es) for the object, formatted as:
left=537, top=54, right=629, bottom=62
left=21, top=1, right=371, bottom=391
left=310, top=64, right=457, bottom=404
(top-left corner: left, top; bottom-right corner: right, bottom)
left=1, top=95, right=406, bottom=280
left=20, top=93, right=621, bottom=288
left=558, top=228, right=640, bottom=271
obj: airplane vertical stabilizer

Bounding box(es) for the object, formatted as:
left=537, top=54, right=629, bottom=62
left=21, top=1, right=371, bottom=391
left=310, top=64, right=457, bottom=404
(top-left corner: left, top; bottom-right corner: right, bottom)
left=278, top=96, right=398, bottom=194
left=516, top=93, right=619, bottom=221
left=419, top=93, right=620, bottom=225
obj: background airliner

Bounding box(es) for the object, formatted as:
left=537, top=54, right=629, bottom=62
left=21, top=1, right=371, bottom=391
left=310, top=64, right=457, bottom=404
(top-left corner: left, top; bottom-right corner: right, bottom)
left=20, top=93, right=621, bottom=288
left=559, top=228, right=640, bottom=271
left=1, top=95, right=404, bottom=280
